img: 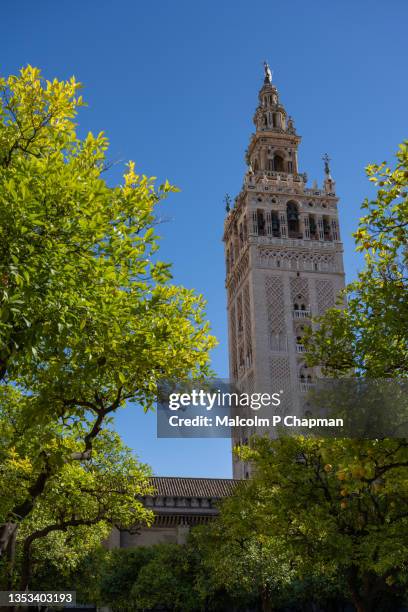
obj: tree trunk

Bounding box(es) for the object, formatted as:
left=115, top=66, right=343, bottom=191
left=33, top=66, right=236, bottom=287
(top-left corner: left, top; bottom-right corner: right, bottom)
left=2, top=523, right=18, bottom=599
left=347, top=569, right=404, bottom=612
left=259, top=586, right=274, bottom=612
left=19, top=541, right=32, bottom=592
left=0, top=523, right=18, bottom=560
left=0, top=522, right=17, bottom=605
left=346, top=566, right=372, bottom=612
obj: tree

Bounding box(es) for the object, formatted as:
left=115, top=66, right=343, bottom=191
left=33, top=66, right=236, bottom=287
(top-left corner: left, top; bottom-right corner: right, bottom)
left=98, top=547, right=154, bottom=610
left=32, top=544, right=206, bottom=612
left=193, top=486, right=346, bottom=612
left=193, top=519, right=288, bottom=611
left=0, top=66, right=216, bottom=561
left=304, top=141, right=408, bottom=377
left=303, top=141, right=408, bottom=606
left=234, top=436, right=408, bottom=612
left=124, top=541, right=249, bottom=611
left=130, top=543, right=201, bottom=611
left=0, top=399, right=153, bottom=591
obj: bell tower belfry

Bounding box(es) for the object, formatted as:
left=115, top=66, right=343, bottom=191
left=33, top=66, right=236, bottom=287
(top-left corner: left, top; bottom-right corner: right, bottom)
left=223, top=65, right=345, bottom=479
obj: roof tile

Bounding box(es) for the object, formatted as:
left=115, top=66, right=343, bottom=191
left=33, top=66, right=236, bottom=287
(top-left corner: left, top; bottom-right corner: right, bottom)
left=149, top=476, right=241, bottom=498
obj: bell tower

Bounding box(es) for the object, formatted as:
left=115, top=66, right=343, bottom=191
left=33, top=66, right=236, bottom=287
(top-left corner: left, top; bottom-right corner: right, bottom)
left=223, top=65, right=345, bottom=479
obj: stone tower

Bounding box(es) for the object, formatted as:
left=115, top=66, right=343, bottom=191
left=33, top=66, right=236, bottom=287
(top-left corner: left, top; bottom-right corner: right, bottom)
left=223, top=65, right=345, bottom=479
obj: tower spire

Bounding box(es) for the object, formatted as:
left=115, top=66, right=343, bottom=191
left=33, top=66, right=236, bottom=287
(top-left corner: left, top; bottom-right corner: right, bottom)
left=252, top=67, right=291, bottom=137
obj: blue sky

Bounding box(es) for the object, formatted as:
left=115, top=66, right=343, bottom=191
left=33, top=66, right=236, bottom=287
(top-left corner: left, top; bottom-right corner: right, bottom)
left=3, top=0, right=407, bottom=477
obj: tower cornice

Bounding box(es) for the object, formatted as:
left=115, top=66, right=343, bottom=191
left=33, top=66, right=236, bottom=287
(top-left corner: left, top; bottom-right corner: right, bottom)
left=247, top=131, right=301, bottom=157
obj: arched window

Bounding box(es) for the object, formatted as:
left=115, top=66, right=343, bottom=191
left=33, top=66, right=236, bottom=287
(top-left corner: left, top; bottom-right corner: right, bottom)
left=271, top=212, right=280, bottom=237
left=287, top=201, right=300, bottom=238
left=309, top=214, right=318, bottom=239
left=272, top=113, right=281, bottom=128
left=257, top=209, right=266, bottom=235
left=299, top=364, right=313, bottom=386
left=323, top=216, right=332, bottom=241
left=273, top=154, right=284, bottom=172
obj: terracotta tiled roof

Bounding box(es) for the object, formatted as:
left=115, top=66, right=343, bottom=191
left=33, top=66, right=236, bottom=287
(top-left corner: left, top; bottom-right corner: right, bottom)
left=149, top=476, right=241, bottom=499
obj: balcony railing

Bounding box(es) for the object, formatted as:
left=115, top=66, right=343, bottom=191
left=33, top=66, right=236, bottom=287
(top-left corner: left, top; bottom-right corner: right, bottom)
left=254, top=236, right=337, bottom=249
left=299, top=381, right=315, bottom=393
left=293, top=309, right=311, bottom=319
left=296, top=344, right=306, bottom=353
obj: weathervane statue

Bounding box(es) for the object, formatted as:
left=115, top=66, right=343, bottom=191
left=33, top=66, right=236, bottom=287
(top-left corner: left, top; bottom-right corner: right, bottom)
left=322, top=153, right=331, bottom=176
left=263, top=61, right=272, bottom=84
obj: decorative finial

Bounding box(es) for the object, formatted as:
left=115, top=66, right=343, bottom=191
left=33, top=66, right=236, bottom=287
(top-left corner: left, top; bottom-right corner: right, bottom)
left=224, top=194, right=231, bottom=213
left=263, top=61, right=272, bottom=84
left=322, top=153, right=331, bottom=176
